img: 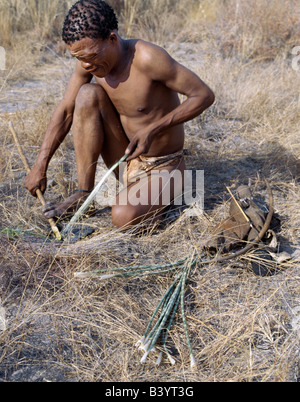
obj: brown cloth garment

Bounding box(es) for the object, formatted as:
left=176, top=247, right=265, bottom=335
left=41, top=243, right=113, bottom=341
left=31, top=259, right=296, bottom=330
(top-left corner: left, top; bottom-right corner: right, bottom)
left=123, top=150, right=184, bottom=183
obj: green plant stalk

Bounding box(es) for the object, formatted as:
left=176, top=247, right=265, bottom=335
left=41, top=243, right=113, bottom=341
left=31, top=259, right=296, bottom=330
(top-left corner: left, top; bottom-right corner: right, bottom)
left=148, top=288, right=181, bottom=365
left=143, top=283, right=181, bottom=354
left=144, top=278, right=180, bottom=344
left=147, top=276, right=183, bottom=353
left=141, top=273, right=183, bottom=342
left=113, top=267, right=182, bottom=279
left=75, top=265, right=183, bottom=280
left=102, top=256, right=189, bottom=273
left=80, top=257, right=189, bottom=275
left=161, top=284, right=182, bottom=361
left=180, top=261, right=197, bottom=367
left=160, top=256, right=197, bottom=355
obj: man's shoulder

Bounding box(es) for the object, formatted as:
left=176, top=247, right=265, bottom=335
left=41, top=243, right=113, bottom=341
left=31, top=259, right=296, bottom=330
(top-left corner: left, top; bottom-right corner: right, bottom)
left=134, top=39, right=161, bottom=52
left=133, top=39, right=171, bottom=70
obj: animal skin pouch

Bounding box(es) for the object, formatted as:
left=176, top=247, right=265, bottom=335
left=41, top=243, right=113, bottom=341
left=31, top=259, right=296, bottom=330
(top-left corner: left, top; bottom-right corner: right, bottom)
left=207, top=185, right=267, bottom=254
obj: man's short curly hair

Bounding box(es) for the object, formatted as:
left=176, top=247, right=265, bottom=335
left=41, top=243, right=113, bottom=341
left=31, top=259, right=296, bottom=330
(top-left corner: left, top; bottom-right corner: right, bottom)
left=62, top=0, right=118, bottom=45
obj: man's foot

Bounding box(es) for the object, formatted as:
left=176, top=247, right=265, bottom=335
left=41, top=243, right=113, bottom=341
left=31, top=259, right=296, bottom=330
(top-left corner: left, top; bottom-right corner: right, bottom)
left=43, top=190, right=92, bottom=219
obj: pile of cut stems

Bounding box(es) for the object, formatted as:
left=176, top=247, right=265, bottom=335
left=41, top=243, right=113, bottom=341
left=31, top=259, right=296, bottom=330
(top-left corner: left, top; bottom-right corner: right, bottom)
left=75, top=252, right=198, bottom=367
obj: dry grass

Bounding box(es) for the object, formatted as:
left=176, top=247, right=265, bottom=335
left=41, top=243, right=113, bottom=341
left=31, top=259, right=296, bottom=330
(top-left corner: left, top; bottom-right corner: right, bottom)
left=0, top=0, right=300, bottom=382
left=0, top=0, right=71, bottom=46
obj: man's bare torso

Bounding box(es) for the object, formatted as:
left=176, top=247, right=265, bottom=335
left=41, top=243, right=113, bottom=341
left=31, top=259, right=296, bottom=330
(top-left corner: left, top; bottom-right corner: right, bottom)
left=96, top=40, right=185, bottom=157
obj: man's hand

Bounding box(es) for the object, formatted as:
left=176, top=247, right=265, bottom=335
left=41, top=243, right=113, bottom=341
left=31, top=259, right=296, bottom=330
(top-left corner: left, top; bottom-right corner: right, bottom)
left=25, top=165, right=47, bottom=197
left=125, top=129, right=155, bottom=161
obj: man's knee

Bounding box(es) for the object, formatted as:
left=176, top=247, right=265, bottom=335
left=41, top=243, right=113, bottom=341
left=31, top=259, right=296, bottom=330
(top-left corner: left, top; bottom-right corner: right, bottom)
left=75, top=83, right=107, bottom=110
left=111, top=204, right=141, bottom=229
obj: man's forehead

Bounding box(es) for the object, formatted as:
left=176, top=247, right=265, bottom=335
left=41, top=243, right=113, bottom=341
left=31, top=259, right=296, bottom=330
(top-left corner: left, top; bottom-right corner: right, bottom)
left=67, top=37, right=104, bottom=56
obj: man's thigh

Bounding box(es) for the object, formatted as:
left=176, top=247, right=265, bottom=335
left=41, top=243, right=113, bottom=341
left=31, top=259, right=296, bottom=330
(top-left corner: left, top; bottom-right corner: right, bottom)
left=112, top=160, right=185, bottom=227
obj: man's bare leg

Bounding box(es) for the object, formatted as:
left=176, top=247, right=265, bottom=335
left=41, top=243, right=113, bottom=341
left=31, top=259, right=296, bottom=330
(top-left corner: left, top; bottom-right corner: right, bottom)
left=44, top=83, right=129, bottom=219
left=111, top=158, right=186, bottom=229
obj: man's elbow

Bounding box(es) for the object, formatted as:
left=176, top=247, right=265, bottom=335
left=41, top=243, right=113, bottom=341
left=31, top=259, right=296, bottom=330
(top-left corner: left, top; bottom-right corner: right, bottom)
left=189, top=86, right=215, bottom=117
left=193, top=87, right=215, bottom=115
left=203, top=87, right=215, bottom=109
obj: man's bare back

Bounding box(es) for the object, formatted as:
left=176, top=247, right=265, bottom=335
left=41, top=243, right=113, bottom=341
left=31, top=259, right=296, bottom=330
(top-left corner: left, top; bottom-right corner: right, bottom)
left=25, top=0, right=215, bottom=228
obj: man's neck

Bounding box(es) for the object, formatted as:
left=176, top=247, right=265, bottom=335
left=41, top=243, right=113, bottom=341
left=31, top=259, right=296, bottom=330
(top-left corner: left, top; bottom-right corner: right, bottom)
left=107, top=37, right=134, bottom=82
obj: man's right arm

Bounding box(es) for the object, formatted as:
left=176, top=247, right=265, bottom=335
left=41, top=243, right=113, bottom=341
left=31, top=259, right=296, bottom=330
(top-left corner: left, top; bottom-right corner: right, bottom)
left=25, top=62, right=92, bottom=196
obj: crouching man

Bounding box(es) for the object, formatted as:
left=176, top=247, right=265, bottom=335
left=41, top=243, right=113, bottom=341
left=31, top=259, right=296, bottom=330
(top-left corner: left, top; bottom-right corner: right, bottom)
left=25, top=0, right=215, bottom=229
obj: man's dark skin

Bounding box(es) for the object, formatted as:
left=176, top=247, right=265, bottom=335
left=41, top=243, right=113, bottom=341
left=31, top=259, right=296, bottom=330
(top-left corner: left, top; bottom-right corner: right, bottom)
left=25, top=31, right=215, bottom=228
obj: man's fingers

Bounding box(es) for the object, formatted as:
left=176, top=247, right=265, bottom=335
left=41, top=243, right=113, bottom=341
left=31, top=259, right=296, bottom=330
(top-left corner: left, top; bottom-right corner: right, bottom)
left=43, top=203, right=58, bottom=219
left=42, top=202, right=55, bottom=213
left=31, top=186, right=44, bottom=197
left=25, top=172, right=47, bottom=197
left=125, top=145, right=138, bottom=161
left=125, top=138, right=138, bottom=156
left=44, top=210, right=57, bottom=219
left=125, top=134, right=151, bottom=160
left=125, top=139, right=147, bottom=161
left=126, top=146, right=144, bottom=161
left=30, top=187, right=39, bottom=197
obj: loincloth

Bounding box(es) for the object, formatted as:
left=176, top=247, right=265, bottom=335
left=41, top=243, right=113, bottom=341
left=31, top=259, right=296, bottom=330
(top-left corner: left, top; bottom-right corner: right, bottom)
left=123, top=150, right=185, bottom=184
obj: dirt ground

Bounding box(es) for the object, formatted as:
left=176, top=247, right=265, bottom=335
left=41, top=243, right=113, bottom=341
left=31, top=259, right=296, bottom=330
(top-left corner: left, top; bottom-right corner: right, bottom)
left=0, top=41, right=299, bottom=382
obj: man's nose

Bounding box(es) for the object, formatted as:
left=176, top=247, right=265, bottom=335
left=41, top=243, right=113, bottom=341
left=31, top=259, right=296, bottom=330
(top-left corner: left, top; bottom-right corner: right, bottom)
left=81, top=61, right=92, bottom=70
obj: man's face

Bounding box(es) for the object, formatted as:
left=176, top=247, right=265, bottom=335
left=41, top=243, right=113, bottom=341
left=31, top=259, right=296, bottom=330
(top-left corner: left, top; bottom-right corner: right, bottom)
left=67, top=35, right=117, bottom=78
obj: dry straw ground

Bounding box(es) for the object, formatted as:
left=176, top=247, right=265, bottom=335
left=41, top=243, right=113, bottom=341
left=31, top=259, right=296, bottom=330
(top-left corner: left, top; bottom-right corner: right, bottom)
left=0, top=0, right=300, bottom=382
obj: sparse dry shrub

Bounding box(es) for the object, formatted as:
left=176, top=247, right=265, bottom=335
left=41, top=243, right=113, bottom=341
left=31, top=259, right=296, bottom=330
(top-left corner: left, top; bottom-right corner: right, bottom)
left=117, top=0, right=189, bottom=42
left=0, top=0, right=71, bottom=46
left=215, top=0, right=300, bottom=60
left=1, top=0, right=299, bottom=57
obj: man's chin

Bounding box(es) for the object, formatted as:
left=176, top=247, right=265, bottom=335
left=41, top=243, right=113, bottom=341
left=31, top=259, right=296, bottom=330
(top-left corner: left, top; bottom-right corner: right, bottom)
left=93, top=69, right=107, bottom=78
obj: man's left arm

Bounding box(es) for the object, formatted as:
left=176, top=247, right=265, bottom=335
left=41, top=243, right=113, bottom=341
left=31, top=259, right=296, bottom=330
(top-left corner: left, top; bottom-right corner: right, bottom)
left=126, top=43, right=215, bottom=159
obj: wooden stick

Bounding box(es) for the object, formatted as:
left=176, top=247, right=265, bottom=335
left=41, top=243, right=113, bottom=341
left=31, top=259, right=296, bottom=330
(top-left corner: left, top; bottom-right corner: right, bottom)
left=9, top=122, right=62, bottom=241
left=215, top=181, right=273, bottom=263
left=226, top=186, right=250, bottom=223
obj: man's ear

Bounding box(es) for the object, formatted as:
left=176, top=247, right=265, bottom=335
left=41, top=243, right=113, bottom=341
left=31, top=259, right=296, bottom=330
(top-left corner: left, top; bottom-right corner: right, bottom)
left=109, top=32, right=118, bottom=43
